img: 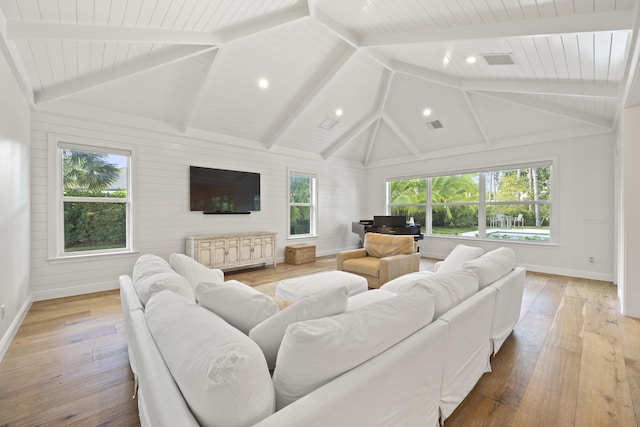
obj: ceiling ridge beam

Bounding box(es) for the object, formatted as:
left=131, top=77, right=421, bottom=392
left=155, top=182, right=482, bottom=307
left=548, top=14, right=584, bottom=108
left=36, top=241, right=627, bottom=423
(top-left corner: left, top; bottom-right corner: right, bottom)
left=266, top=45, right=356, bottom=149
left=7, top=21, right=223, bottom=45
left=472, top=90, right=611, bottom=129
left=218, top=2, right=310, bottom=44
left=391, top=60, right=462, bottom=89
left=361, top=10, right=633, bottom=47
left=364, top=118, right=381, bottom=167
left=381, top=112, right=421, bottom=156
left=35, top=45, right=216, bottom=105
left=309, top=7, right=360, bottom=48
left=0, top=8, right=34, bottom=106
left=180, top=49, right=221, bottom=133
left=462, top=79, right=619, bottom=98
left=461, top=90, right=491, bottom=146
left=322, top=111, right=379, bottom=159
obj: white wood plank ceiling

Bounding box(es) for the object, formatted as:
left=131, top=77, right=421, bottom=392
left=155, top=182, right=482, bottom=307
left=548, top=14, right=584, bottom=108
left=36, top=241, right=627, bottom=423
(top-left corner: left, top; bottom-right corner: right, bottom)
left=1, top=0, right=639, bottom=167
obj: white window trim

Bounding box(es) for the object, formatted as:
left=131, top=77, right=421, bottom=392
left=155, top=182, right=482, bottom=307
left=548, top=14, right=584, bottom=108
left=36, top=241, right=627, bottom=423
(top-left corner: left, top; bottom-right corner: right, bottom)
left=287, top=169, right=317, bottom=239
left=48, top=133, right=136, bottom=260
left=386, top=160, right=556, bottom=245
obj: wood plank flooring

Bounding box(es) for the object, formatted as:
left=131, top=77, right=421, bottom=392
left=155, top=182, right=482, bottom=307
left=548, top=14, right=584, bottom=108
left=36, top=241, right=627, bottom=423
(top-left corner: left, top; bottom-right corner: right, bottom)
left=0, top=256, right=638, bottom=426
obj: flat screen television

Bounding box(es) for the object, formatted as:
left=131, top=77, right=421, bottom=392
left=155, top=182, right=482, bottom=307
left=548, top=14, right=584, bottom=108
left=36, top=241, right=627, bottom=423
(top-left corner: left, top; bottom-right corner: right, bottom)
left=190, top=166, right=261, bottom=213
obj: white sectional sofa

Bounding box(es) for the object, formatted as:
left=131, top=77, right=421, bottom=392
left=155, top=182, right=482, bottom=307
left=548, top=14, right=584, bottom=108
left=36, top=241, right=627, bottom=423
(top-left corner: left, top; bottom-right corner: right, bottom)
left=119, top=246, right=525, bottom=427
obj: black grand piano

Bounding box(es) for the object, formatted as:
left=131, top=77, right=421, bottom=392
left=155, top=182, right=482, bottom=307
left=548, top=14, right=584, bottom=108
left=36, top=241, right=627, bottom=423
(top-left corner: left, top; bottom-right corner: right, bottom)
left=352, top=215, right=424, bottom=247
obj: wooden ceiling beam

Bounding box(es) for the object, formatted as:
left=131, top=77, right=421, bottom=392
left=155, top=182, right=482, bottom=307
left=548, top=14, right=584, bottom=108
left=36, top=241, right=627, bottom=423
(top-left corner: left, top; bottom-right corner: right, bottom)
left=322, top=111, right=379, bottom=159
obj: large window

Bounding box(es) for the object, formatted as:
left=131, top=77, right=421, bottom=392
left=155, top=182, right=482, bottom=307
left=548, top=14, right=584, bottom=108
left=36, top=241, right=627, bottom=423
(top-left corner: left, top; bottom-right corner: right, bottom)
left=288, top=171, right=317, bottom=237
left=51, top=137, right=132, bottom=257
left=388, top=163, right=552, bottom=243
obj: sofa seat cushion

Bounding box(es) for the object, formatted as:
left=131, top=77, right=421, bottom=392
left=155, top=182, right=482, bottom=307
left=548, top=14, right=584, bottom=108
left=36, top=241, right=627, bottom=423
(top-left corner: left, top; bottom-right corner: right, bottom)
left=437, top=244, right=484, bottom=273
left=460, top=247, right=516, bottom=289
left=169, top=253, right=224, bottom=291
left=249, top=286, right=348, bottom=370
left=381, top=270, right=479, bottom=318
left=196, top=280, right=279, bottom=334
left=364, top=233, right=415, bottom=258
left=145, top=291, right=275, bottom=427
left=272, top=285, right=435, bottom=409
left=342, top=256, right=380, bottom=277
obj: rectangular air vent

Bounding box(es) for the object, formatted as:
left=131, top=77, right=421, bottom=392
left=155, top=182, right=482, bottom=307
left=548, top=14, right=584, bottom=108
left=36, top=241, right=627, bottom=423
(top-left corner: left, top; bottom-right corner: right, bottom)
left=318, top=117, right=338, bottom=130
left=482, top=53, right=515, bottom=65
left=426, top=120, right=443, bottom=130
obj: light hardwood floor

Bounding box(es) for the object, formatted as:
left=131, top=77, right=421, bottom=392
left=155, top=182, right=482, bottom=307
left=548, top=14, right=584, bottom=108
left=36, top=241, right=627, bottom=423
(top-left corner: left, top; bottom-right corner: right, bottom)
left=1, top=256, right=638, bottom=426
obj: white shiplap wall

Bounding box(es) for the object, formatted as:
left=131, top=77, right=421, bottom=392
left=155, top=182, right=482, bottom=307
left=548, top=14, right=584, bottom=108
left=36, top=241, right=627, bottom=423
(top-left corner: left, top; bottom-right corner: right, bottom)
left=30, top=111, right=366, bottom=301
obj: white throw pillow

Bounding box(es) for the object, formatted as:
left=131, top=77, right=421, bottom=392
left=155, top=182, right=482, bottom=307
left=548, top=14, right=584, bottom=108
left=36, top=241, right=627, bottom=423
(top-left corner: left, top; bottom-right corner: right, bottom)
left=436, top=244, right=484, bottom=273
left=196, top=280, right=279, bottom=334
left=169, top=253, right=224, bottom=290
left=134, top=271, right=195, bottom=306
left=145, top=291, right=275, bottom=427
left=132, top=253, right=172, bottom=283
left=272, top=285, right=435, bottom=409
left=249, top=286, right=348, bottom=370
left=461, top=247, right=516, bottom=288
left=346, top=289, right=397, bottom=311
left=381, top=270, right=479, bottom=318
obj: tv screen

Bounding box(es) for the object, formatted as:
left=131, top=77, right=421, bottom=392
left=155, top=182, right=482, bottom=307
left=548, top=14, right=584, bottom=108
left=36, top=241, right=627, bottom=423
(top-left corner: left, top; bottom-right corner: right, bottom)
left=190, top=166, right=261, bottom=213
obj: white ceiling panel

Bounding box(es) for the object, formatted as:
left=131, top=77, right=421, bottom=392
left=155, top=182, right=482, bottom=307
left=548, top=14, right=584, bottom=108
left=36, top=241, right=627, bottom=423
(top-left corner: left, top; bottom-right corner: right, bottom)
left=0, top=0, right=636, bottom=166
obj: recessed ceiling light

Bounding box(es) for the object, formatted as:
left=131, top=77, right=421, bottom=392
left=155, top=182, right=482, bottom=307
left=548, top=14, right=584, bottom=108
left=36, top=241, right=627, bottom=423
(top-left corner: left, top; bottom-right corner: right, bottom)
left=442, top=56, right=450, bottom=67
left=466, top=56, right=477, bottom=64
left=335, top=108, right=343, bottom=117
left=422, top=108, right=432, bottom=117
left=258, top=78, right=269, bottom=89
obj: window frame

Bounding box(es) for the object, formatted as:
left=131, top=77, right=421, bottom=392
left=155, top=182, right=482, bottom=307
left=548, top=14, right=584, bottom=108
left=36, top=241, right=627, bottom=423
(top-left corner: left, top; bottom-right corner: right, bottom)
left=48, top=134, right=135, bottom=259
left=287, top=169, right=317, bottom=239
left=387, top=161, right=555, bottom=245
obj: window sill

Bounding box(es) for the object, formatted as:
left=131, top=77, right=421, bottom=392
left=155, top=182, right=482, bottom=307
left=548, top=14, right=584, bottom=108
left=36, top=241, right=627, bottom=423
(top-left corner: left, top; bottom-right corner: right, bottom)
left=47, top=250, right=140, bottom=264
left=287, top=234, right=319, bottom=241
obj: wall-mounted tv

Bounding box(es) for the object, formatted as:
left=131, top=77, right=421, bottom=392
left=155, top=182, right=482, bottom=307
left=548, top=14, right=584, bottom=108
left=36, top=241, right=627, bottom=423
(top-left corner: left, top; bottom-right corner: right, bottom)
left=190, top=166, right=261, bottom=214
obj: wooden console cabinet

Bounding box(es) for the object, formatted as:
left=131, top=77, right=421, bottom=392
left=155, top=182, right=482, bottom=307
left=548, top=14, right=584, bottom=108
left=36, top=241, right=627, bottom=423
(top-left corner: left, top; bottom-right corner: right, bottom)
left=186, top=232, right=276, bottom=271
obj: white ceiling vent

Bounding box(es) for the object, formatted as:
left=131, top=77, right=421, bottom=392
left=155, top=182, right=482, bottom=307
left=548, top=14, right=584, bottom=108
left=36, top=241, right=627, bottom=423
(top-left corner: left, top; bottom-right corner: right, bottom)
left=426, top=120, right=443, bottom=130
left=482, top=53, right=515, bottom=65
left=318, top=117, right=338, bottom=130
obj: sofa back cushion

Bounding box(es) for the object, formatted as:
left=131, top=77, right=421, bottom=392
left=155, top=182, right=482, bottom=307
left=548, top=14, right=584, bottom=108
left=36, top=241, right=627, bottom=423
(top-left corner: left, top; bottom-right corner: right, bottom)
left=364, top=233, right=415, bottom=258
left=437, top=244, right=484, bottom=273
left=145, top=290, right=275, bottom=427
left=169, top=253, right=224, bottom=291
left=196, top=280, right=279, bottom=334
left=249, top=286, right=348, bottom=370
left=460, top=247, right=516, bottom=289
left=272, top=285, right=435, bottom=409
left=381, top=270, right=479, bottom=318
left=132, top=254, right=195, bottom=305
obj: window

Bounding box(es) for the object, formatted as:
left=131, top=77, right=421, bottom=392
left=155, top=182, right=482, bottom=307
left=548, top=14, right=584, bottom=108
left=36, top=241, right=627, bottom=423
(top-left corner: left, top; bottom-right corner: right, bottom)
left=51, top=137, right=132, bottom=257
left=388, top=163, right=552, bottom=243
left=288, top=171, right=316, bottom=237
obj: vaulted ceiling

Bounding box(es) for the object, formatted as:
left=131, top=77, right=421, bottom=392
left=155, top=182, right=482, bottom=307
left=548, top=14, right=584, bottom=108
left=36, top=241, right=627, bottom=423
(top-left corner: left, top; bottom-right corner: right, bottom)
left=1, top=0, right=639, bottom=167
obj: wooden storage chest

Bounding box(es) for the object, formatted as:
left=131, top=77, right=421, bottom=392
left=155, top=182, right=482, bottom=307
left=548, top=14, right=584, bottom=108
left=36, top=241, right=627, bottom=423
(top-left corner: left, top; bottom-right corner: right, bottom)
left=285, top=244, right=316, bottom=265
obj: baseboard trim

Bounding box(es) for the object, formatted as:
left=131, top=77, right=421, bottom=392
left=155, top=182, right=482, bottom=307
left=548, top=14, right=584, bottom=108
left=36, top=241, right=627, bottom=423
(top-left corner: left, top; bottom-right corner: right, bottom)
left=0, top=296, right=32, bottom=363
left=519, top=263, right=614, bottom=282
left=32, top=280, right=119, bottom=302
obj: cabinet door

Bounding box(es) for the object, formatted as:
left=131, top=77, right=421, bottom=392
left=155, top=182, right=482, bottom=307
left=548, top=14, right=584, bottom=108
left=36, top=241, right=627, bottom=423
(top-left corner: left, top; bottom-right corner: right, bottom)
left=225, top=238, right=240, bottom=267
left=262, top=235, right=275, bottom=261
left=240, top=237, right=254, bottom=264
left=196, top=240, right=214, bottom=267
left=252, top=237, right=264, bottom=262
left=212, top=239, right=227, bottom=268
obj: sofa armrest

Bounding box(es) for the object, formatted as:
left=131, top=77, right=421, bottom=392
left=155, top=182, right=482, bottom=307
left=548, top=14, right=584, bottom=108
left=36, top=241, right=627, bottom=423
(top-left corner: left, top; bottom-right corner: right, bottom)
left=336, top=248, right=368, bottom=270
left=379, top=253, right=421, bottom=284
left=433, top=261, right=443, bottom=272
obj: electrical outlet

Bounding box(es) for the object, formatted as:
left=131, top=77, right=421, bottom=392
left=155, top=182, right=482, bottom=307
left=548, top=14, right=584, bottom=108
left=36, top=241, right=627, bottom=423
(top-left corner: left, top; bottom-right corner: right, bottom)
left=588, top=256, right=594, bottom=264
left=0, top=305, right=5, bottom=320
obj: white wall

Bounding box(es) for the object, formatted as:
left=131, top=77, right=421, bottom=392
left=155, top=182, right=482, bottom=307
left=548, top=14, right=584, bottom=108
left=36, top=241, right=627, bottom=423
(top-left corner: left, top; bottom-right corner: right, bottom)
left=365, top=133, right=616, bottom=281
left=617, top=107, right=640, bottom=317
left=0, top=48, right=31, bottom=358
left=30, top=111, right=366, bottom=300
